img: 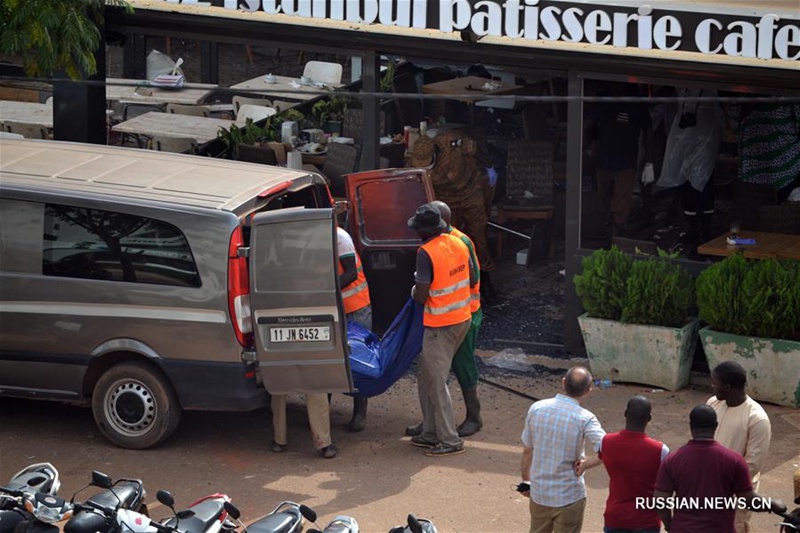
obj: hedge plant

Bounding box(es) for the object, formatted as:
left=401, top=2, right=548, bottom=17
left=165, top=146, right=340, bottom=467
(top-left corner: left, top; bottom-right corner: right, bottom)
left=622, top=260, right=694, bottom=327
left=697, top=254, right=800, bottom=339
left=575, top=246, right=694, bottom=326
left=574, top=246, right=633, bottom=321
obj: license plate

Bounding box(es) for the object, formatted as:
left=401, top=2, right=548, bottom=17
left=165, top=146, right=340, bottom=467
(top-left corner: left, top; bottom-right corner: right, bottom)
left=270, top=326, right=330, bottom=343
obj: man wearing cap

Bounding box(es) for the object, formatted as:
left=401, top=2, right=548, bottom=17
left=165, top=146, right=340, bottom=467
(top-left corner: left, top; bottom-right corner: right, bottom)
left=408, top=203, right=476, bottom=456
left=653, top=404, right=785, bottom=533
left=406, top=200, right=484, bottom=438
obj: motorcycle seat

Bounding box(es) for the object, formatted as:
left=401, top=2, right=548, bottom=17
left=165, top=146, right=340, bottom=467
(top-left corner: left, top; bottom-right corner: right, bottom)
left=165, top=499, right=224, bottom=533
left=87, top=481, right=141, bottom=509
left=246, top=510, right=301, bottom=533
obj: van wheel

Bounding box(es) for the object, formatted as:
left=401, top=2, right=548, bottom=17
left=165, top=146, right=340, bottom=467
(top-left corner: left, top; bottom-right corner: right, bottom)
left=92, top=362, right=181, bottom=449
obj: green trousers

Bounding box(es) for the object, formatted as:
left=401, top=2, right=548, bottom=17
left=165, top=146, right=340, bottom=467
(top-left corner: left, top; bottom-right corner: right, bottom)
left=450, top=308, right=483, bottom=390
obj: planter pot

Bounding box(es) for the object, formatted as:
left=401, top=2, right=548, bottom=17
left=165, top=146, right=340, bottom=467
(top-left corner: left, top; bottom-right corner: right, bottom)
left=578, top=314, right=701, bottom=391
left=700, top=326, right=800, bottom=408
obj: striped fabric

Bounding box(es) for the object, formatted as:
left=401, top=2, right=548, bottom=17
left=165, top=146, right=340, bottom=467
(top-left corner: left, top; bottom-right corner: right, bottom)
left=521, top=394, right=605, bottom=507
left=727, top=103, right=800, bottom=190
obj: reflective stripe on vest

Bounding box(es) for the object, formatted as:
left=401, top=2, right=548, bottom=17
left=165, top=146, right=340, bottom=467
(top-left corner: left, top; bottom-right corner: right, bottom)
left=338, top=252, right=370, bottom=314
left=449, top=227, right=481, bottom=313
left=420, top=233, right=472, bottom=327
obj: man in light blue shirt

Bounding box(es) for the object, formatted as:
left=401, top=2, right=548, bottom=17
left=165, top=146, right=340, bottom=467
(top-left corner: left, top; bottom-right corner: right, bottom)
left=520, top=366, right=605, bottom=533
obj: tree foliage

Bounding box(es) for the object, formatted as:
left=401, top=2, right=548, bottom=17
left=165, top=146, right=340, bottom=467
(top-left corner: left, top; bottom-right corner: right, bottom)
left=0, top=0, right=132, bottom=80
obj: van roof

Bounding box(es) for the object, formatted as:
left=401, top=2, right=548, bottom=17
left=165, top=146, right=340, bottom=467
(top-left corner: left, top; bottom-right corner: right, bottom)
left=0, top=139, right=327, bottom=211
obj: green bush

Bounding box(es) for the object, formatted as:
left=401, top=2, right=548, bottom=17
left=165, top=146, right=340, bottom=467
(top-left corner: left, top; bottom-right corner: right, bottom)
left=574, top=246, right=633, bottom=321
left=621, top=260, right=694, bottom=327
left=696, top=255, right=800, bottom=339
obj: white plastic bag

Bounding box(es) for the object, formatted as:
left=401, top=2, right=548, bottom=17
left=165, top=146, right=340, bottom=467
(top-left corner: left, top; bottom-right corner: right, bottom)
left=486, top=348, right=532, bottom=372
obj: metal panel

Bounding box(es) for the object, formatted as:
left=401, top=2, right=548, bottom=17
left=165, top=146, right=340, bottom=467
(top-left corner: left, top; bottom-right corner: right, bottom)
left=249, top=208, right=351, bottom=394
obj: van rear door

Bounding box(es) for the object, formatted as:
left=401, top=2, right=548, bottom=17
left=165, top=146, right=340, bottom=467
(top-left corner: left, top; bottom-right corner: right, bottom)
left=344, top=168, right=434, bottom=331
left=248, top=207, right=352, bottom=394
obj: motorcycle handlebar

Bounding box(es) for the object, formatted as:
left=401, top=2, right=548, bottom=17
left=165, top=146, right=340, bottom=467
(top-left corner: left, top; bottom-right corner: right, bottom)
left=0, top=487, right=24, bottom=498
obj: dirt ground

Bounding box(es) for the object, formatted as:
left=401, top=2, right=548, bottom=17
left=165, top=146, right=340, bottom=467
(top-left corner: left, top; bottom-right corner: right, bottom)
left=1, top=355, right=798, bottom=533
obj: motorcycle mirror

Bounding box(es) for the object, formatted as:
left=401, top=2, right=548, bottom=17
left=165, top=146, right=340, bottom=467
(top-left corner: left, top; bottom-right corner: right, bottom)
left=156, top=490, right=175, bottom=509
left=299, top=505, right=317, bottom=523
left=407, top=514, right=423, bottom=533
left=223, top=501, right=240, bottom=520
left=91, top=472, right=113, bottom=489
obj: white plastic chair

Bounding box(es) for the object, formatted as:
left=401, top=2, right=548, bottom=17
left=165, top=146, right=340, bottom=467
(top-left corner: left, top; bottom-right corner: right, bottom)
left=235, top=105, right=277, bottom=127
left=0, top=131, right=25, bottom=139
left=165, top=103, right=210, bottom=117
left=3, top=121, right=49, bottom=139
left=151, top=135, right=197, bottom=153
left=232, top=96, right=273, bottom=117
left=303, top=61, right=343, bottom=86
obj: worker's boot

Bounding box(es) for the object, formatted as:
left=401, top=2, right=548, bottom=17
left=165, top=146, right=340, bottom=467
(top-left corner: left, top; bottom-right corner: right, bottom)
left=480, top=272, right=498, bottom=305
left=457, top=386, right=483, bottom=437
left=405, top=421, right=423, bottom=437
left=348, top=396, right=368, bottom=432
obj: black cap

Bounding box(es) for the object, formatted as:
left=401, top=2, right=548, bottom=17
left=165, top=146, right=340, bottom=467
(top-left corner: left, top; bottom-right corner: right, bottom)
left=408, top=203, right=447, bottom=234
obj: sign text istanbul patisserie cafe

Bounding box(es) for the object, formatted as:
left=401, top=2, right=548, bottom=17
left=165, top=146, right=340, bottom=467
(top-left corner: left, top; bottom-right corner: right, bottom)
left=156, top=0, right=800, bottom=60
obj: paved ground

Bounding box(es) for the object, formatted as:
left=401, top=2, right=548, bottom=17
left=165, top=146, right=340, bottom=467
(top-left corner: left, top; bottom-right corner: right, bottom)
left=1, top=356, right=798, bottom=533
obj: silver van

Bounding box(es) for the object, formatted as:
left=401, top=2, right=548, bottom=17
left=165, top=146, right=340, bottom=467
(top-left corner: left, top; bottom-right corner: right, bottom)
left=0, top=139, right=356, bottom=449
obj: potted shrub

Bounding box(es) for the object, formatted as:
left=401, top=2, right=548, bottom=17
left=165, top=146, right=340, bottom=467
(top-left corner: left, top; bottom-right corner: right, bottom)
left=697, top=254, right=800, bottom=407
left=574, top=246, right=700, bottom=391
left=217, top=109, right=307, bottom=163
left=311, top=95, right=354, bottom=134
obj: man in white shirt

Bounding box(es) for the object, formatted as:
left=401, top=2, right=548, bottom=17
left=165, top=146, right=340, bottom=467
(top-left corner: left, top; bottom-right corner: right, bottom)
left=707, top=360, right=772, bottom=533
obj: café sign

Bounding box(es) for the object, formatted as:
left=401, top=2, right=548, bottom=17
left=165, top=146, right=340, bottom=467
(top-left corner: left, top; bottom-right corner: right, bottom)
left=151, top=0, right=800, bottom=61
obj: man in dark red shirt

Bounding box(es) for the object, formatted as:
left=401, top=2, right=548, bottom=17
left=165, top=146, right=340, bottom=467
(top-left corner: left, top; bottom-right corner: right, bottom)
left=653, top=405, right=785, bottom=533
left=585, top=395, right=668, bottom=533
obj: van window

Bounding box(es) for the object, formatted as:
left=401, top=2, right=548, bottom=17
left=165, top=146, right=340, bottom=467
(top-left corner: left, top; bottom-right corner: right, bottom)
left=42, top=204, right=201, bottom=287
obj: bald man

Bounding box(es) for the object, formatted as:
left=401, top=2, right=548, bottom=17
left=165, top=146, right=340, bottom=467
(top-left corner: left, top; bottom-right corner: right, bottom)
left=521, top=366, right=605, bottom=533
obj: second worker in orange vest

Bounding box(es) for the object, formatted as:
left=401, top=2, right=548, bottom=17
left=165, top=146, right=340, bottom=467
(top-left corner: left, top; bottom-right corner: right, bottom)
left=408, top=203, right=477, bottom=457
left=337, top=225, right=372, bottom=432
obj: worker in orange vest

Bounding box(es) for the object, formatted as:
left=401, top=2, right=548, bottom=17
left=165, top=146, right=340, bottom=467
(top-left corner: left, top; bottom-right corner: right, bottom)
left=337, top=224, right=372, bottom=432
left=406, top=200, right=484, bottom=438
left=408, top=203, right=477, bottom=456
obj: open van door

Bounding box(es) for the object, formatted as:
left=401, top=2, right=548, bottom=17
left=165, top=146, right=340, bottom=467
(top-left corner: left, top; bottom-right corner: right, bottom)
left=248, top=207, right=352, bottom=395
left=344, top=168, right=434, bottom=332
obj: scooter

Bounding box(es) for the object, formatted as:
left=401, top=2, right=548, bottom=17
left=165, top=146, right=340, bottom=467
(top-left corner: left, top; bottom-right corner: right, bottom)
left=0, top=463, right=61, bottom=533
left=387, top=515, right=437, bottom=533
left=63, top=471, right=147, bottom=533
left=307, top=515, right=359, bottom=533
left=237, top=502, right=317, bottom=533
left=778, top=507, right=800, bottom=532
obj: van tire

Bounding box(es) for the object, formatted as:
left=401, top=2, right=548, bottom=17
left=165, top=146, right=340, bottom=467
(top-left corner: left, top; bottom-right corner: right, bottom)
left=92, top=362, right=181, bottom=449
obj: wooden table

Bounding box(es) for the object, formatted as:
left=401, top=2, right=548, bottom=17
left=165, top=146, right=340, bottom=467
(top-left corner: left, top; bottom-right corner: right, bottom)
left=0, top=101, right=53, bottom=128
left=421, top=75, right=523, bottom=102
left=231, top=74, right=342, bottom=102
left=111, top=111, right=233, bottom=144
left=106, top=78, right=217, bottom=105
left=698, top=231, right=800, bottom=260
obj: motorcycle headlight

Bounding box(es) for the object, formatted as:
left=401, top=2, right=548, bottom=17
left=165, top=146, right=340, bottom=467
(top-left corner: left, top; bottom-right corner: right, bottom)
left=33, top=503, right=61, bottom=524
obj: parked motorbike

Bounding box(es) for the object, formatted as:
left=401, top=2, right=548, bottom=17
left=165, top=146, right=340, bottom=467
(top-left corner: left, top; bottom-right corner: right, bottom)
left=387, top=515, right=437, bottom=533
left=63, top=471, right=147, bottom=533
left=0, top=463, right=62, bottom=533
left=307, top=514, right=359, bottom=533
left=778, top=507, right=800, bottom=532
left=239, top=502, right=317, bottom=533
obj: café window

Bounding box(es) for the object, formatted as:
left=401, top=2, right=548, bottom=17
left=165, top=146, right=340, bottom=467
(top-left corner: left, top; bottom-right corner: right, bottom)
left=42, top=204, right=201, bottom=287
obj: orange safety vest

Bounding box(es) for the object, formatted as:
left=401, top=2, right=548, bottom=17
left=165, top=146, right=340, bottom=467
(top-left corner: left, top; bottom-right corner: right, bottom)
left=338, top=250, right=370, bottom=314
left=449, top=226, right=481, bottom=313
left=420, top=233, right=472, bottom=327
